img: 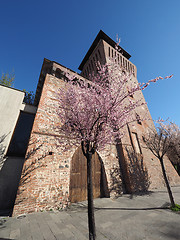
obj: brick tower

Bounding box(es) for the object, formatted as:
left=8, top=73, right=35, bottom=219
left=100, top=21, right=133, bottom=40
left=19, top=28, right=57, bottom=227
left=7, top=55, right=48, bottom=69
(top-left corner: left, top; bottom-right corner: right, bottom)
left=13, top=30, right=179, bottom=216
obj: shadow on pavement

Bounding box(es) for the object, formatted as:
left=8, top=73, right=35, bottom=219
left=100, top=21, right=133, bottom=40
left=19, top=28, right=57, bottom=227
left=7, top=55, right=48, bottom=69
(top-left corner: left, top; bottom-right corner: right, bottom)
left=0, top=238, right=14, bottom=240
left=94, top=206, right=169, bottom=211
left=128, top=190, right=153, bottom=199
left=160, top=221, right=180, bottom=240
left=68, top=201, right=170, bottom=212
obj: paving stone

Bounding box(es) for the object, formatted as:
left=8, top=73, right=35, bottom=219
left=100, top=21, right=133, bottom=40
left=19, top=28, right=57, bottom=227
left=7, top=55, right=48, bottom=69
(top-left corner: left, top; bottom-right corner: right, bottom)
left=62, top=228, right=75, bottom=239
left=19, top=216, right=32, bottom=240
left=1, top=186, right=180, bottom=240
left=10, top=228, right=20, bottom=239
left=35, top=214, right=56, bottom=240
left=66, top=223, right=88, bottom=240
left=46, top=220, right=64, bottom=236
left=28, top=214, right=44, bottom=240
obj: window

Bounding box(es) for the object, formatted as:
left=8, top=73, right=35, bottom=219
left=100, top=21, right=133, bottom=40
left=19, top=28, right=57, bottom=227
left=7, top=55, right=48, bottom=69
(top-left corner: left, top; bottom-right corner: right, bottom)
left=55, top=68, right=62, bottom=78
left=91, top=60, right=94, bottom=71
left=127, top=62, right=129, bottom=71
left=98, top=49, right=102, bottom=59
left=89, top=64, right=92, bottom=72
left=115, top=51, right=117, bottom=62
left=93, top=57, right=97, bottom=72
left=130, top=64, right=132, bottom=73
left=132, top=66, right=135, bottom=76
left=123, top=58, right=125, bottom=67
left=131, top=132, right=142, bottom=154
left=120, top=56, right=122, bottom=66
left=125, top=60, right=127, bottom=70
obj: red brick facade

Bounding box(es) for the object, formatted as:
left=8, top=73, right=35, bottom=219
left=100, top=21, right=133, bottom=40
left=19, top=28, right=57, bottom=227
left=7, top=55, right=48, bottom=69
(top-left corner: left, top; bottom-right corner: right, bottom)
left=13, top=31, right=179, bottom=216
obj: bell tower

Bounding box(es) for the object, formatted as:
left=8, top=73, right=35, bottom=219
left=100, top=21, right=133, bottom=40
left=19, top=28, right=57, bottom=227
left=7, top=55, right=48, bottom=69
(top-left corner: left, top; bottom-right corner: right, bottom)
left=79, top=30, right=137, bottom=78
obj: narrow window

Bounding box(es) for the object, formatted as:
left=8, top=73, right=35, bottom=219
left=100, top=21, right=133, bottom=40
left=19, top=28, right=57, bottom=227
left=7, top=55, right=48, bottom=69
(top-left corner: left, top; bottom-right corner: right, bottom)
left=125, top=60, right=127, bottom=70
left=93, top=56, right=97, bottom=70
left=115, top=51, right=117, bottom=62
left=93, top=56, right=95, bottom=64
left=131, top=132, right=142, bottom=154
left=55, top=68, right=62, bottom=78
left=129, top=64, right=132, bottom=73
left=98, top=49, right=102, bottom=59
left=108, top=47, right=110, bottom=57
left=91, top=60, right=94, bottom=71
left=132, top=66, right=135, bottom=76
left=127, top=62, right=130, bottom=71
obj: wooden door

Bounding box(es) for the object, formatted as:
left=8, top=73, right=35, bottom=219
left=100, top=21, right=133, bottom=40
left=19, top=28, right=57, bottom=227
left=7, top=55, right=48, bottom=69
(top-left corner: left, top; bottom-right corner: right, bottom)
left=69, top=146, right=102, bottom=203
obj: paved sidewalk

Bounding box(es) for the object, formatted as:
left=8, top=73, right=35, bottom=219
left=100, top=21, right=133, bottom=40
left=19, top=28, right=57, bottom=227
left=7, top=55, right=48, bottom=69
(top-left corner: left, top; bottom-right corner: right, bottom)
left=0, top=186, right=180, bottom=240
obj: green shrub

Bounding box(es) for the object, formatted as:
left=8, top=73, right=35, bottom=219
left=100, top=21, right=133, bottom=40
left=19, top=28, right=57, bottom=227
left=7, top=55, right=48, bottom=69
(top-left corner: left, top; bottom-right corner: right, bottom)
left=170, top=204, right=180, bottom=212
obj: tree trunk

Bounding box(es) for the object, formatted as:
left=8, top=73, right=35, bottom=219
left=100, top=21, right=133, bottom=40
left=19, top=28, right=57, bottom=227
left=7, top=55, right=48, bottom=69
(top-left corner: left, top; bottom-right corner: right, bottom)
left=86, top=151, right=96, bottom=240
left=160, top=158, right=176, bottom=208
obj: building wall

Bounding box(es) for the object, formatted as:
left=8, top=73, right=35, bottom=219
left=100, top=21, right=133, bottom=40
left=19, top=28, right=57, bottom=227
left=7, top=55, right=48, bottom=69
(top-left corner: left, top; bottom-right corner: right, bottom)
left=13, top=61, right=179, bottom=217
left=0, top=156, right=24, bottom=216
left=13, top=36, right=179, bottom=216
left=102, top=40, right=137, bottom=77
left=121, top=120, right=180, bottom=192
left=0, top=85, right=25, bottom=158
left=0, top=85, right=37, bottom=216
left=83, top=38, right=179, bottom=191
left=13, top=65, right=122, bottom=215
left=13, top=70, right=74, bottom=215
left=81, top=39, right=106, bottom=78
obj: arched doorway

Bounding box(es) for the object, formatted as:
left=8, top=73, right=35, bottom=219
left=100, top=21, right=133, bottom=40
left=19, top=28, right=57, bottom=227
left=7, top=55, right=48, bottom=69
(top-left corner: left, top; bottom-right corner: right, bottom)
left=69, top=146, right=109, bottom=203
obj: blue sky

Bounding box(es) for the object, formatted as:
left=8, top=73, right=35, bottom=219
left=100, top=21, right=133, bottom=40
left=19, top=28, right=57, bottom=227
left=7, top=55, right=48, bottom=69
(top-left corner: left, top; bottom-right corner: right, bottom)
left=0, top=0, right=180, bottom=126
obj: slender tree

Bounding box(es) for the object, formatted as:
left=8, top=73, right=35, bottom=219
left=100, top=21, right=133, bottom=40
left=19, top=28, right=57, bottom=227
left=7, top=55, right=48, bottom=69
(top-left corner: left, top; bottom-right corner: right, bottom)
left=143, top=121, right=179, bottom=208
left=166, top=123, right=180, bottom=175
left=57, top=48, right=171, bottom=239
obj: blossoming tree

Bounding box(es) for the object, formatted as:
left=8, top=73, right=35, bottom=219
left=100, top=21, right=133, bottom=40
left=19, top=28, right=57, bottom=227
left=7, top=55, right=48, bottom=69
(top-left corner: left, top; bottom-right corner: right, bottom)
left=166, top=122, right=180, bottom=175
left=57, top=53, right=171, bottom=239
left=143, top=120, right=180, bottom=208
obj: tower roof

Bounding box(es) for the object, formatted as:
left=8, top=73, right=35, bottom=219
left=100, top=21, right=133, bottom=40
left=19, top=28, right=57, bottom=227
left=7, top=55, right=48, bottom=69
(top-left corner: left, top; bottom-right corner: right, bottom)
left=78, top=30, right=131, bottom=71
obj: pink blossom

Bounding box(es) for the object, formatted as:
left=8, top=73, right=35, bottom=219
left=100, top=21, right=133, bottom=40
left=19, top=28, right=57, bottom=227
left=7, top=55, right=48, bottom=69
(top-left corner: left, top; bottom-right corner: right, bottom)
left=56, top=56, right=171, bottom=152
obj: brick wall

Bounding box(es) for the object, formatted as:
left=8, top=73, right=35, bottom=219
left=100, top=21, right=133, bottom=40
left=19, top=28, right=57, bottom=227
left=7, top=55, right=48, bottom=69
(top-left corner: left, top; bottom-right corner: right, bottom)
left=13, top=64, right=179, bottom=216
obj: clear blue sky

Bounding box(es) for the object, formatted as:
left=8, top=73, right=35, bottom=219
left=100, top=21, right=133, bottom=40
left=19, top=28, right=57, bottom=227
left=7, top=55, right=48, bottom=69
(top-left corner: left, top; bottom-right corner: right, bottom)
left=1, top=0, right=180, bottom=126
